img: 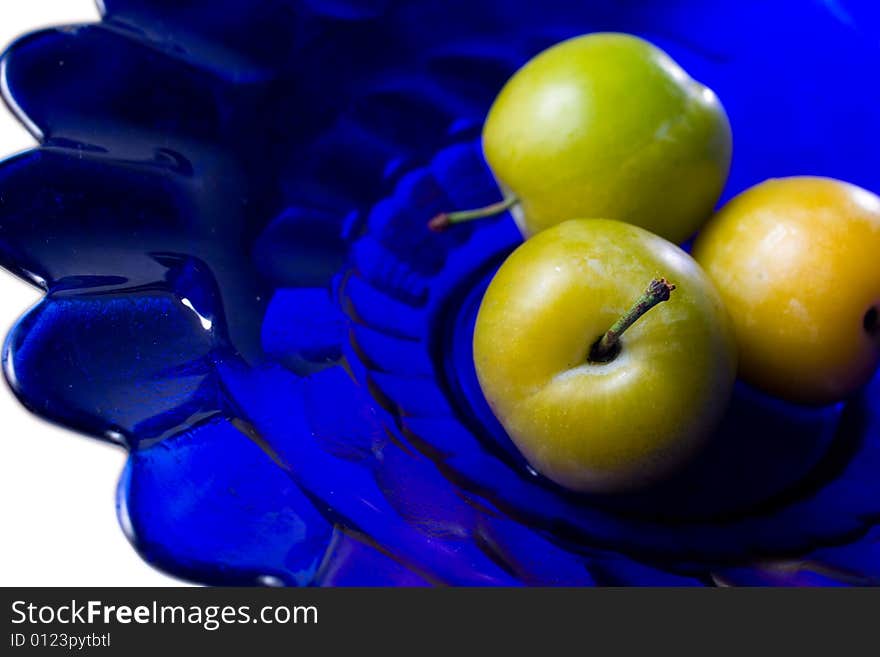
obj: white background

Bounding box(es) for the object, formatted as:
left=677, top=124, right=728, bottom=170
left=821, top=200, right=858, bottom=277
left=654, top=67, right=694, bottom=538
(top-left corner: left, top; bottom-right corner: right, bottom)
left=0, top=0, right=185, bottom=586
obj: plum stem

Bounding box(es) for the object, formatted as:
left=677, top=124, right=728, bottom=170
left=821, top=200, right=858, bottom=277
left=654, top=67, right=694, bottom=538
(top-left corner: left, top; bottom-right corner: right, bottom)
left=590, top=278, right=677, bottom=363
left=866, top=307, right=879, bottom=336
left=428, top=194, right=518, bottom=232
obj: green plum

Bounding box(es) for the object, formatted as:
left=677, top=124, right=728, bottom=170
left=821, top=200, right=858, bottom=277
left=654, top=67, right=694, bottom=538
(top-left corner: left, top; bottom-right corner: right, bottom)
left=473, top=219, right=737, bottom=493
left=431, top=33, right=732, bottom=243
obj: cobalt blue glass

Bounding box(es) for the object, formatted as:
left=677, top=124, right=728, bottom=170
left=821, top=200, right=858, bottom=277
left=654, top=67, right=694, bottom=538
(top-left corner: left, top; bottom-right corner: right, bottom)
left=1, top=0, right=879, bottom=586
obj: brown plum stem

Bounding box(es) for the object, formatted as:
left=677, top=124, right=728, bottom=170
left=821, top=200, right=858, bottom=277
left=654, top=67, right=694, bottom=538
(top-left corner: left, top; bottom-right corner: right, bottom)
left=428, top=194, right=518, bottom=232
left=866, top=306, right=879, bottom=336
left=590, top=278, right=677, bottom=363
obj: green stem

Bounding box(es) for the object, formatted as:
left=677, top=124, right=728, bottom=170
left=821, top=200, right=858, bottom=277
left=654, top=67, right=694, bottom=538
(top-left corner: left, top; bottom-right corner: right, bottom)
left=590, top=278, right=677, bottom=363
left=428, top=194, right=518, bottom=232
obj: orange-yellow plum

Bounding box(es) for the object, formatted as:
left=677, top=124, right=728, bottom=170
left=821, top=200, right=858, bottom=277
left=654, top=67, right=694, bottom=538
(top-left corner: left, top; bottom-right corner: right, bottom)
left=693, top=177, right=880, bottom=405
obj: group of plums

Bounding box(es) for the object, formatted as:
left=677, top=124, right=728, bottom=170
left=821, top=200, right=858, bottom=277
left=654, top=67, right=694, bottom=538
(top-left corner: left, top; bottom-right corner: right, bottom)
left=429, top=33, right=880, bottom=494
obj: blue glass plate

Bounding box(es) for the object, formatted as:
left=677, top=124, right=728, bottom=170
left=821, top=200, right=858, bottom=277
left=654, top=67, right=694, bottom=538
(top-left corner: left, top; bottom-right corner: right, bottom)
left=1, top=0, right=879, bottom=586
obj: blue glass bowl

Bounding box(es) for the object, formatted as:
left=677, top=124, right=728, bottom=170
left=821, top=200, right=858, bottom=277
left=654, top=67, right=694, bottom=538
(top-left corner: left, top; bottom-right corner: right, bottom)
left=1, top=0, right=879, bottom=586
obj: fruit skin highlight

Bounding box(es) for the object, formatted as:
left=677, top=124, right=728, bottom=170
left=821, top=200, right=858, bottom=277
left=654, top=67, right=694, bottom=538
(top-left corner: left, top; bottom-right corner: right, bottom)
left=481, top=32, right=732, bottom=242
left=473, top=219, right=737, bottom=494
left=693, top=176, right=880, bottom=406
